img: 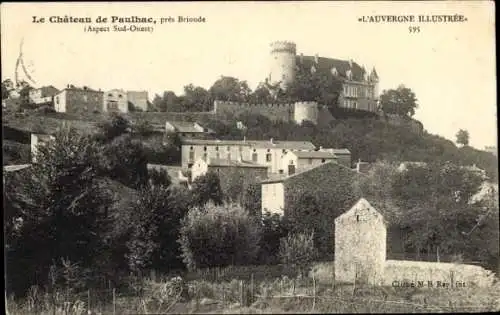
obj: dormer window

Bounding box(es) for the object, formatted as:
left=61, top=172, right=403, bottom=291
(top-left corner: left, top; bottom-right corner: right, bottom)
left=346, top=70, right=353, bottom=80
left=331, top=67, right=338, bottom=76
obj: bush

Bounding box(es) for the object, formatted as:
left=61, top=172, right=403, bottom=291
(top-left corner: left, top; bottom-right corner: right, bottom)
left=279, top=232, right=317, bottom=278
left=190, top=171, right=224, bottom=207
left=178, top=203, right=261, bottom=270
left=148, top=168, right=172, bottom=187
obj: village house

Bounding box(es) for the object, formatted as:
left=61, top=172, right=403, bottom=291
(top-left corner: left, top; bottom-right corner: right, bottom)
left=31, top=133, right=55, bottom=162
left=181, top=138, right=316, bottom=173
left=103, top=89, right=128, bottom=113
left=54, top=85, right=103, bottom=113
left=260, top=160, right=358, bottom=216
left=165, top=121, right=215, bottom=138
left=280, top=148, right=351, bottom=175
left=28, top=86, right=60, bottom=105
left=191, top=157, right=268, bottom=182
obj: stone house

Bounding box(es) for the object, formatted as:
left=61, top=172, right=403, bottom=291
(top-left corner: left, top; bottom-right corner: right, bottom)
left=191, top=157, right=268, bottom=194
left=165, top=121, right=214, bottom=138
left=335, top=198, right=387, bottom=285
left=260, top=160, right=358, bottom=216
left=28, top=86, right=60, bottom=105
left=280, top=148, right=351, bottom=175
left=181, top=138, right=316, bottom=172
left=31, top=133, right=55, bottom=162
left=54, top=85, right=103, bottom=113
left=103, top=89, right=128, bottom=113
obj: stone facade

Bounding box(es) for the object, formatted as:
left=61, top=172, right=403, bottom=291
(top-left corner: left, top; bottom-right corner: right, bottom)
left=103, top=89, right=128, bottom=113
left=54, top=86, right=103, bottom=113
left=181, top=138, right=316, bottom=173
left=335, top=198, right=387, bottom=285
left=29, top=86, right=59, bottom=105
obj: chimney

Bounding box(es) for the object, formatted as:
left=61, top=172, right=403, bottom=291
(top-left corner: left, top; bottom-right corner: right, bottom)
left=300, top=53, right=304, bottom=63
left=349, top=59, right=353, bottom=68
left=319, top=145, right=323, bottom=151
left=314, top=54, right=319, bottom=64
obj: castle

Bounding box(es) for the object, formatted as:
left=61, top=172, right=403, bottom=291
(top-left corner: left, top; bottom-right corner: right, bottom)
left=213, top=41, right=380, bottom=125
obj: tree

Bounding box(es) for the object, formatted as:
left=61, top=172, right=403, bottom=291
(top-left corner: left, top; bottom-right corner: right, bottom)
left=182, top=84, right=211, bottom=112
left=379, top=85, right=418, bottom=117
left=190, top=171, right=224, bottom=207
left=209, top=76, right=252, bottom=103
left=126, top=184, right=190, bottom=273
left=279, top=231, right=317, bottom=278
left=256, top=211, right=289, bottom=265
left=5, top=127, right=113, bottom=295
left=178, top=203, right=261, bottom=270
left=96, top=113, right=131, bottom=141
left=249, top=82, right=274, bottom=103
left=456, top=129, right=470, bottom=147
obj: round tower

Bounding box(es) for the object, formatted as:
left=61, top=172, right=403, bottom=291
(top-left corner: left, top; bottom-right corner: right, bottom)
left=269, top=41, right=297, bottom=90
left=294, top=101, right=319, bottom=125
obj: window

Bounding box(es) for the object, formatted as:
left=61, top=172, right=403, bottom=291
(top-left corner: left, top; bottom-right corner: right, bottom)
left=215, top=146, right=219, bottom=151
left=204, top=146, right=207, bottom=151
left=227, top=146, right=230, bottom=151
left=321, top=159, right=326, bottom=163
left=118, top=94, right=123, bottom=98
left=308, top=158, right=313, bottom=164
left=189, top=151, right=195, bottom=160
left=216, top=152, right=220, bottom=159
left=252, top=152, right=258, bottom=162
left=239, top=146, right=243, bottom=152
left=356, top=215, right=359, bottom=222
left=203, top=153, right=208, bottom=161
left=266, top=153, right=272, bottom=162
left=282, top=149, right=286, bottom=154
left=56, top=97, right=59, bottom=104
left=108, top=93, right=113, bottom=97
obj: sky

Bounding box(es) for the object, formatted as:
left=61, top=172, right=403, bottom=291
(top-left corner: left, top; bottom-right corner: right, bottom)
left=1, top=1, right=496, bottom=150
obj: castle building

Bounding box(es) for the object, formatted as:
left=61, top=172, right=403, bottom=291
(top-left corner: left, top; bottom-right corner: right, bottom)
left=54, top=85, right=103, bottom=113
left=103, top=89, right=129, bottom=113
left=268, top=41, right=380, bottom=113
left=181, top=138, right=316, bottom=173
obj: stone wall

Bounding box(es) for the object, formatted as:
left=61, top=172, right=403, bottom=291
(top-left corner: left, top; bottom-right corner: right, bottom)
left=213, top=100, right=294, bottom=122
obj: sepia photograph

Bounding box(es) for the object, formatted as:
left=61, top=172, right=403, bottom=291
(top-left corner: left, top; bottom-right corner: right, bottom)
left=2, top=1, right=498, bottom=314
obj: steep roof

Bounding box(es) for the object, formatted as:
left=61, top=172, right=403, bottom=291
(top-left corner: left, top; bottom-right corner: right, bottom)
left=335, top=198, right=386, bottom=224
left=38, top=86, right=60, bottom=97
left=297, top=55, right=366, bottom=81
left=181, top=138, right=316, bottom=150
left=206, top=158, right=268, bottom=168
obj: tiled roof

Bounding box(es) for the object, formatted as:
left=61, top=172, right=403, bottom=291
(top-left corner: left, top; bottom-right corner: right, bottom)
left=292, top=150, right=338, bottom=159
left=297, top=55, right=366, bottom=81
left=262, top=160, right=355, bottom=184
left=207, top=158, right=268, bottom=168
left=181, top=138, right=316, bottom=150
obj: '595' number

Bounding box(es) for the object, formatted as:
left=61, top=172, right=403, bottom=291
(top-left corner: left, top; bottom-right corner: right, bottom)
left=409, top=26, right=421, bottom=33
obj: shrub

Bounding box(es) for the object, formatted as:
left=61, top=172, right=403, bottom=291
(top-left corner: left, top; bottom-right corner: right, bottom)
left=279, top=232, right=317, bottom=278
left=148, top=168, right=172, bottom=187
left=178, top=203, right=261, bottom=270
left=190, top=171, right=224, bottom=207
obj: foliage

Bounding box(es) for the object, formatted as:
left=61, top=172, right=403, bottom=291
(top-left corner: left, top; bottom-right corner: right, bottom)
left=98, top=134, right=149, bottom=189
left=132, top=118, right=155, bottom=137
left=96, top=112, right=131, bottom=141
left=190, top=171, right=224, bottom=207
left=456, top=129, right=470, bottom=147
left=126, top=185, right=190, bottom=273
left=256, top=212, right=289, bottom=265
left=242, top=183, right=262, bottom=217
left=178, top=203, right=261, bottom=270
left=279, top=231, right=317, bottom=278
left=379, top=85, right=418, bottom=117
left=5, top=126, right=113, bottom=296
left=209, top=76, right=252, bottom=102
left=147, top=167, right=172, bottom=187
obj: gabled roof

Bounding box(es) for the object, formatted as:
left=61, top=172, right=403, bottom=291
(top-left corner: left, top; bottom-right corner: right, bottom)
left=37, top=86, right=60, bottom=97
left=335, top=198, right=386, bottom=224
left=297, top=55, right=365, bottom=81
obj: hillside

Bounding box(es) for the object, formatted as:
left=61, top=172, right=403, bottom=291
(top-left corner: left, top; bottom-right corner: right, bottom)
left=2, top=108, right=497, bottom=181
